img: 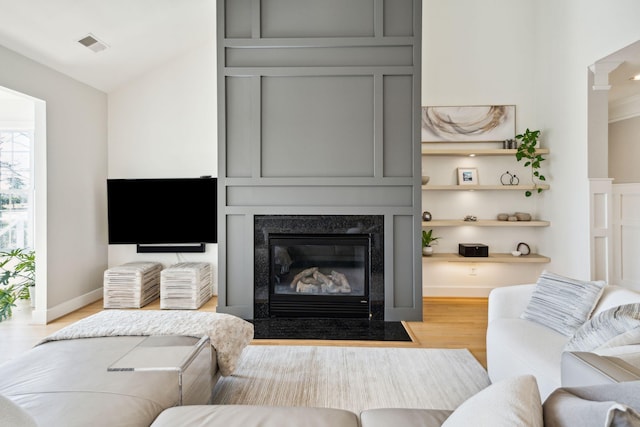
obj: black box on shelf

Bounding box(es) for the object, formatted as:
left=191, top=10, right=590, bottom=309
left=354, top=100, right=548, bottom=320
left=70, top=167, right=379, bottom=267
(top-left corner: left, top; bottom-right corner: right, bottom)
left=458, top=243, right=489, bottom=257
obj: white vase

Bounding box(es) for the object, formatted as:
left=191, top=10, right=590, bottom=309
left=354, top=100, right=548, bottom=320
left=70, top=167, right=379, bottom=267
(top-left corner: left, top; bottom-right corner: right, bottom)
left=422, top=246, right=433, bottom=256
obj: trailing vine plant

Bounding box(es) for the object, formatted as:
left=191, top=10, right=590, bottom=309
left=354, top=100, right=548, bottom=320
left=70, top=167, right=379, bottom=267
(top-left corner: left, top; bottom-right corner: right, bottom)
left=514, top=128, right=546, bottom=197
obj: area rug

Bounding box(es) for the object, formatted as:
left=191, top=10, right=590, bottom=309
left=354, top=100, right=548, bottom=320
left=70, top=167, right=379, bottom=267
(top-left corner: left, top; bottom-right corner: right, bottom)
left=211, top=345, right=490, bottom=413
left=250, top=318, right=412, bottom=341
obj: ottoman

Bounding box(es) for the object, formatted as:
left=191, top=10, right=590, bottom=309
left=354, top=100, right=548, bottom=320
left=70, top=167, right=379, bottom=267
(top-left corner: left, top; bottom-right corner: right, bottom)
left=160, top=262, right=212, bottom=309
left=103, top=261, right=162, bottom=308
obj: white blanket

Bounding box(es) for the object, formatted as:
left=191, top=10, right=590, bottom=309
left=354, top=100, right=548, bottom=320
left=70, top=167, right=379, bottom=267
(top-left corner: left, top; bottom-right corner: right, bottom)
left=39, top=310, right=254, bottom=376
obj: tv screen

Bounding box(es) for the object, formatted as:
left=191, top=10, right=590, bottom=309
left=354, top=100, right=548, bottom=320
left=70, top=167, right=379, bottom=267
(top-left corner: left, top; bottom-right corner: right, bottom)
left=107, top=177, right=217, bottom=245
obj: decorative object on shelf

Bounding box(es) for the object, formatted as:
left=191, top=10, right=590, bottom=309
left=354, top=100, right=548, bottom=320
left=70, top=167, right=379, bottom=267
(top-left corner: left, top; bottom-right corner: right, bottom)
left=511, top=250, right=522, bottom=257
left=503, top=139, right=517, bottom=149
left=458, top=243, right=489, bottom=257
left=514, top=128, right=547, bottom=197
left=500, top=171, right=519, bottom=186
left=421, top=105, right=516, bottom=142
left=515, top=212, right=532, bottom=221
left=421, top=229, right=440, bottom=256
left=496, top=212, right=532, bottom=221
left=457, top=167, right=478, bottom=186
left=463, top=215, right=477, bottom=222
left=422, top=211, right=432, bottom=222
left=516, top=242, right=531, bottom=255
left=421, top=176, right=430, bottom=185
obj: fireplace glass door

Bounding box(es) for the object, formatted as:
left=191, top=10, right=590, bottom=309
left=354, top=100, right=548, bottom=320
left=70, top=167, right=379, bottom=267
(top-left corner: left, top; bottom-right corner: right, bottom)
left=268, top=234, right=370, bottom=318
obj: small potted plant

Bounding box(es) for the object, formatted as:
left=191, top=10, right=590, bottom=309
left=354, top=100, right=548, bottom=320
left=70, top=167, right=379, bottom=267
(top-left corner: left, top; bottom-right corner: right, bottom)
left=421, top=229, right=440, bottom=256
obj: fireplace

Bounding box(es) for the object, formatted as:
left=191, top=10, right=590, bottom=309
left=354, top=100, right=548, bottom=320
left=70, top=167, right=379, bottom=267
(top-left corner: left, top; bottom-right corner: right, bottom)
left=269, top=233, right=370, bottom=318
left=254, top=215, right=384, bottom=320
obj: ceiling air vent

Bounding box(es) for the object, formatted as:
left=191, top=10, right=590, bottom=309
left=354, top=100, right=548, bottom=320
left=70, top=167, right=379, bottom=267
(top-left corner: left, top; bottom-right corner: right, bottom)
left=77, top=34, right=108, bottom=53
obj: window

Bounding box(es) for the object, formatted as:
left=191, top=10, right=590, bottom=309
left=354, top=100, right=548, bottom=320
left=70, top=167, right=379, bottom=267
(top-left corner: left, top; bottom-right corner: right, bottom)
left=0, top=130, right=33, bottom=250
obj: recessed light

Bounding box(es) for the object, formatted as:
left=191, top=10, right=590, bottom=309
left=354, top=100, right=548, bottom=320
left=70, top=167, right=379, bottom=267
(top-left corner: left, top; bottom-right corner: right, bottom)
left=469, top=154, right=476, bottom=157
left=630, top=73, right=640, bottom=81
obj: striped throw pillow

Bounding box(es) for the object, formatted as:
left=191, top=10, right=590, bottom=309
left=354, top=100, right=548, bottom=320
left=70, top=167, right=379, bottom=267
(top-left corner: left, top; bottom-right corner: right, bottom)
left=565, top=303, right=640, bottom=351
left=520, top=271, right=606, bottom=337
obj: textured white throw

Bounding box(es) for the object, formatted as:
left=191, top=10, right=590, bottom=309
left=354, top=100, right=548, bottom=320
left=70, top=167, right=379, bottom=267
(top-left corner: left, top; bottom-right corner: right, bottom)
left=39, top=310, right=254, bottom=376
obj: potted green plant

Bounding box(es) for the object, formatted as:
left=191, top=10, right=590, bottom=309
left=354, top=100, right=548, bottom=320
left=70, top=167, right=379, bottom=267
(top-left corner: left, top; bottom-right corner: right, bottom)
left=0, top=248, right=35, bottom=321
left=421, top=229, right=440, bottom=256
left=514, top=128, right=547, bottom=197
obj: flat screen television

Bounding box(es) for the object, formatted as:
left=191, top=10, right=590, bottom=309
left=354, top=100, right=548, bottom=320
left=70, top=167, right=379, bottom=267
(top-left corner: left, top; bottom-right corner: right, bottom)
left=107, top=177, right=217, bottom=249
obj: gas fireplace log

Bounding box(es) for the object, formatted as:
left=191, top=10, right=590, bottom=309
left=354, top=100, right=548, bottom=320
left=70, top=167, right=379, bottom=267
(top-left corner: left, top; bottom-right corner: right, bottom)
left=290, top=267, right=352, bottom=294
left=289, top=267, right=319, bottom=289
left=295, top=281, right=321, bottom=293
left=330, top=271, right=351, bottom=293
left=314, top=271, right=332, bottom=286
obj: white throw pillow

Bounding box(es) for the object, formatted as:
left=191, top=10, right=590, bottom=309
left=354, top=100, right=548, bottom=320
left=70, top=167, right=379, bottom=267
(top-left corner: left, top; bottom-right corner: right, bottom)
left=566, top=303, right=640, bottom=351
left=442, top=375, right=543, bottom=427
left=0, top=394, right=37, bottom=427
left=521, top=270, right=606, bottom=337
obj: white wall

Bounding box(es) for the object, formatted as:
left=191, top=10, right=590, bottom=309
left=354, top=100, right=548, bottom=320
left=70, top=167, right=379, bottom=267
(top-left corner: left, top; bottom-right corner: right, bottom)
left=0, top=44, right=108, bottom=322
left=2, top=1, right=636, bottom=313
left=536, top=0, right=640, bottom=280
left=609, top=116, right=640, bottom=183
left=421, top=0, right=640, bottom=296
left=107, top=40, right=218, bottom=292
left=421, top=0, right=544, bottom=296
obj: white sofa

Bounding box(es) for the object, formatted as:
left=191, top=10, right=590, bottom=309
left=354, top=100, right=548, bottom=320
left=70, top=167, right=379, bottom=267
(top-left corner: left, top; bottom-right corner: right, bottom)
left=149, top=378, right=640, bottom=427
left=486, top=283, right=640, bottom=399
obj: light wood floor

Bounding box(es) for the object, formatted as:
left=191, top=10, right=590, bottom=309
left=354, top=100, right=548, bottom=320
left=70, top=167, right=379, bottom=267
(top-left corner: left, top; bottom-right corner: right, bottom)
left=0, top=297, right=488, bottom=368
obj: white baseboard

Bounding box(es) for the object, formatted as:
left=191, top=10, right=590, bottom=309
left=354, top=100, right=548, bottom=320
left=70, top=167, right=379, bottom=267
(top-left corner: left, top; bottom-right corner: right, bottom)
left=32, top=288, right=103, bottom=324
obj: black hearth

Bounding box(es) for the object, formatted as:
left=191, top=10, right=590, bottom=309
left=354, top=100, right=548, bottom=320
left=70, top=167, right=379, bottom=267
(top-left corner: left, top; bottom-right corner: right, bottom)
left=269, top=233, right=370, bottom=318
left=254, top=215, right=384, bottom=320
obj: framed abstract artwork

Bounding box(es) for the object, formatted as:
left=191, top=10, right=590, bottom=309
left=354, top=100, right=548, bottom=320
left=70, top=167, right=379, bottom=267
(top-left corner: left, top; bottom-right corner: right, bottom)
left=422, top=105, right=516, bottom=142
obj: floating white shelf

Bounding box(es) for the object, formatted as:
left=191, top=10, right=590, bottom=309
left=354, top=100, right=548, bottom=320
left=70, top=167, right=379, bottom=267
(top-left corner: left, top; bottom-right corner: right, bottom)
left=421, top=148, right=549, bottom=156
left=423, top=220, right=550, bottom=227
left=422, top=253, right=550, bottom=263
left=423, top=184, right=550, bottom=191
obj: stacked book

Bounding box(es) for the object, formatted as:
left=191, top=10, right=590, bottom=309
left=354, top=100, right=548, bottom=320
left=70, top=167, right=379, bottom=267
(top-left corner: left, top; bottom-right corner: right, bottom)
left=103, top=262, right=163, bottom=308
left=160, top=262, right=212, bottom=309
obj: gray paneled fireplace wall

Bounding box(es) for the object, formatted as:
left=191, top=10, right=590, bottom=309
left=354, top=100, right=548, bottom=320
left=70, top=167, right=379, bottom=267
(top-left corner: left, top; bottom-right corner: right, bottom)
left=216, top=0, right=422, bottom=321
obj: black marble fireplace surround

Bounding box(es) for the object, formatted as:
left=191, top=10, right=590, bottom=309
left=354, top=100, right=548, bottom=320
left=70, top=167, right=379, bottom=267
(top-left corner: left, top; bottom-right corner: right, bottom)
left=254, top=215, right=384, bottom=320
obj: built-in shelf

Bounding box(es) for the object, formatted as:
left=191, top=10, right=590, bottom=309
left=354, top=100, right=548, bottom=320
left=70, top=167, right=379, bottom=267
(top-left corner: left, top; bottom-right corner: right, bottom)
left=421, top=148, right=549, bottom=156
left=423, top=184, right=550, bottom=191
left=421, top=145, right=552, bottom=266
left=422, top=253, right=551, bottom=263
left=423, top=220, right=550, bottom=227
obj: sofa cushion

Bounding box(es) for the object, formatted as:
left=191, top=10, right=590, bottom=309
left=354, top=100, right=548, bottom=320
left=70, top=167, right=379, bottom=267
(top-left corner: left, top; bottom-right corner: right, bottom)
left=521, top=270, right=605, bottom=337
left=0, top=394, right=37, bottom=427
left=150, top=405, right=360, bottom=427
left=441, top=375, right=543, bottom=427
left=566, top=303, right=640, bottom=352
left=593, top=286, right=640, bottom=315
left=543, top=382, right=640, bottom=427
left=360, top=408, right=452, bottom=427
left=486, top=317, right=569, bottom=399
left=0, top=336, right=209, bottom=427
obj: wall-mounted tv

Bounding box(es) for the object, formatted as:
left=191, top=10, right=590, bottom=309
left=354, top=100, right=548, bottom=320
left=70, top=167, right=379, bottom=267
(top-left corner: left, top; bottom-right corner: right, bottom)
left=107, top=177, right=217, bottom=252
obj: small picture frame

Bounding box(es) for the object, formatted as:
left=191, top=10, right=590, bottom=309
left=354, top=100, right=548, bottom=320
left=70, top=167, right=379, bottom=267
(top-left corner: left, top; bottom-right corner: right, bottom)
left=457, top=168, right=478, bottom=186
